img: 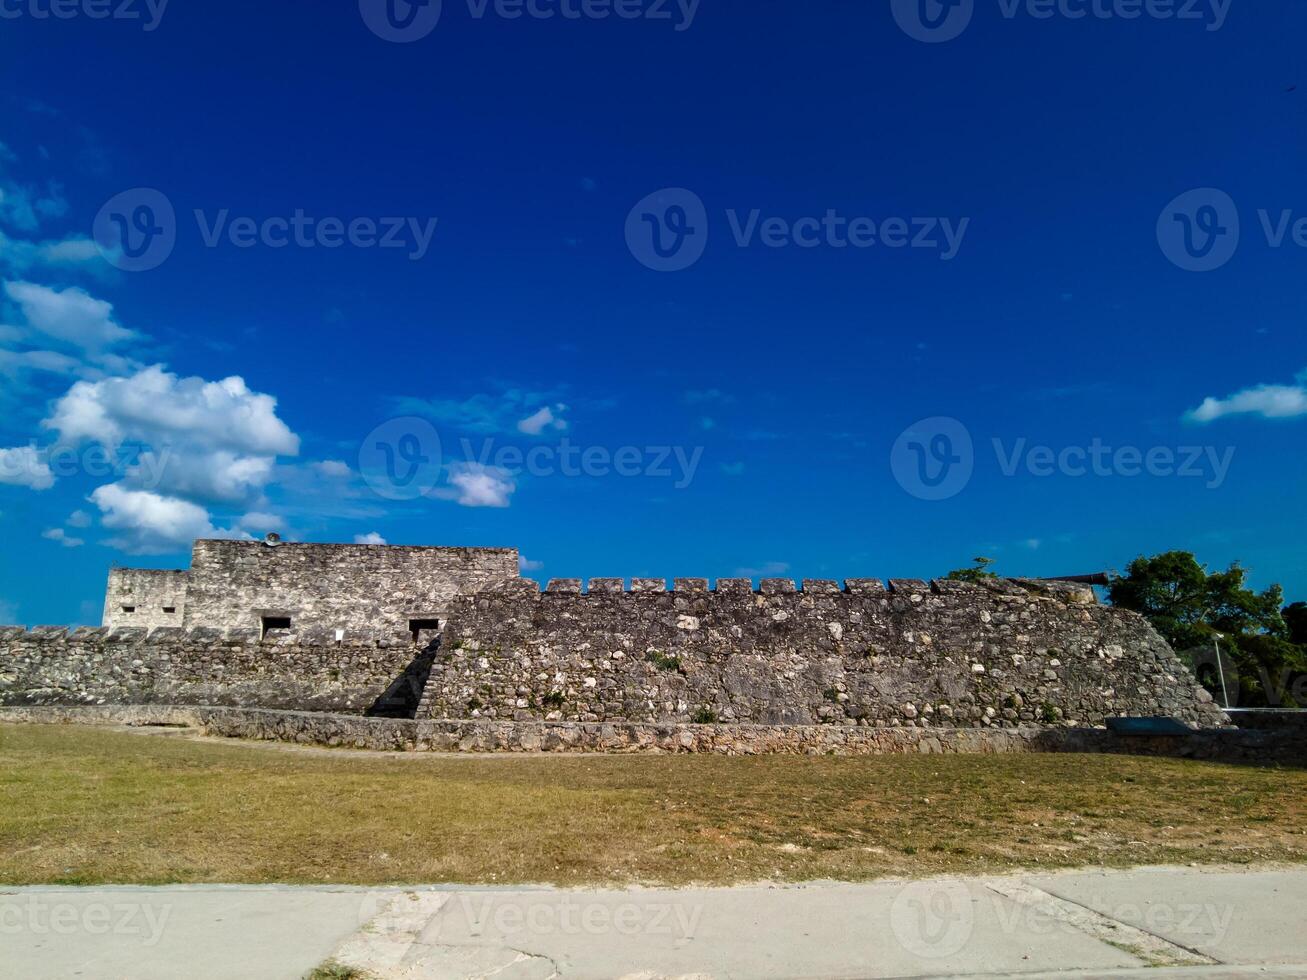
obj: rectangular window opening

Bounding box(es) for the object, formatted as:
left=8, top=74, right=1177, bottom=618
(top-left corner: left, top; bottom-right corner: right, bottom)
left=261, top=616, right=292, bottom=638
left=162, top=606, right=176, bottom=614
left=121, top=605, right=135, bottom=613
left=409, top=618, right=442, bottom=644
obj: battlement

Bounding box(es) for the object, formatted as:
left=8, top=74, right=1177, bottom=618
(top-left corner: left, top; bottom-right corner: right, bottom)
left=525, top=576, right=1097, bottom=602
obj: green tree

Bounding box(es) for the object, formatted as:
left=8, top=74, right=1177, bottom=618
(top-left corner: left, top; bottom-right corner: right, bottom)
left=946, top=556, right=998, bottom=583
left=1108, top=551, right=1304, bottom=707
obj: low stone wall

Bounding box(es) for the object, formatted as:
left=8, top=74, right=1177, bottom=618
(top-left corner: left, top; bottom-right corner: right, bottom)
left=1, top=705, right=1299, bottom=764
left=0, top=626, right=425, bottom=714
left=428, top=577, right=1228, bottom=730
left=1226, top=709, right=1307, bottom=732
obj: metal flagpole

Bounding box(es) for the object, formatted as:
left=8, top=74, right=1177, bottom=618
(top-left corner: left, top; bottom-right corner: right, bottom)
left=1213, top=635, right=1231, bottom=708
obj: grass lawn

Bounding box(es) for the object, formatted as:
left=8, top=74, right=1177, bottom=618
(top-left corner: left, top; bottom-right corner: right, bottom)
left=1, top=722, right=1304, bottom=887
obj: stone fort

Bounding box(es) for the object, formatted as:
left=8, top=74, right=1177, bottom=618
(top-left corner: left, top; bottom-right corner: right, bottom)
left=0, top=536, right=1229, bottom=741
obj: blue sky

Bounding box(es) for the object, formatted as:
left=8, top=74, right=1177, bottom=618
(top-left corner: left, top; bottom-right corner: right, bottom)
left=1, top=0, right=1304, bottom=626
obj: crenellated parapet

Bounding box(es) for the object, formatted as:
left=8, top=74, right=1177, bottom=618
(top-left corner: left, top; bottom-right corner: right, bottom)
left=522, top=576, right=1097, bottom=602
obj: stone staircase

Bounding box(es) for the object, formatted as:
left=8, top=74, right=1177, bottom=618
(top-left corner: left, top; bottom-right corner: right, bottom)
left=367, top=637, right=440, bottom=719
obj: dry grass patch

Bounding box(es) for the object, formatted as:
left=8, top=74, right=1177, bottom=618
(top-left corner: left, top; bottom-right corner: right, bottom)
left=1, top=723, right=1304, bottom=887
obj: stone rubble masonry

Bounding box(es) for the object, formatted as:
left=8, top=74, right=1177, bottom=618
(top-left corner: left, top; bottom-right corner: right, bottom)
left=103, top=539, right=519, bottom=632
left=1, top=575, right=1228, bottom=734
left=0, top=625, right=421, bottom=714
left=426, top=576, right=1229, bottom=730
left=1, top=705, right=1297, bottom=764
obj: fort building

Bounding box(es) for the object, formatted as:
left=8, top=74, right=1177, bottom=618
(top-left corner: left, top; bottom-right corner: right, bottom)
left=0, top=537, right=1229, bottom=738
left=102, top=537, right=519, bottom=639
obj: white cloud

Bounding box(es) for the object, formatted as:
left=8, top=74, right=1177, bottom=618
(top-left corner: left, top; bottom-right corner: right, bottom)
left=441, top=462, right=515, bottom=508
left=0, top=445, right=54, bottom=489
left=0, top=347, right=84, bottom=377
left=46, top=365, right=300, bottom=456
left=519, top=554, right=544, bottom=572
left=38, top=237, right=101, bottom=264
left=516, top=404, right=568, bottom=435
left=1185, top=370, right=1307, bottom=423
left=125, top=449, right=276, bottom=504
left=734, top=561, right=790, bottom=578
left=0, top=231, right=105, bottom=275
left=4, top=281, right=136, bottom=352
left=90, top=483, right=248, bottom=555
left=42, top=527, right=84, bottom=548
left=238, top=512, right=284, bottom=534
left=1024, top=538, right=1041, bottom=550
left=0, top=598, right=17, bottom=625
left=354, top=531, right=387, bottom=545
left=395, top=387, right=568, bottom=435
left=314, top=459, right=351, bottom=478
left=66, top=509, right=92, bottom=528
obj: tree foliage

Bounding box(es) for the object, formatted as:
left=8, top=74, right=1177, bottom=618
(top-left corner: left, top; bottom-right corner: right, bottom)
left=1108, top=551, right=1306, bottom=708
left=946, top=556, right=998, bottom=583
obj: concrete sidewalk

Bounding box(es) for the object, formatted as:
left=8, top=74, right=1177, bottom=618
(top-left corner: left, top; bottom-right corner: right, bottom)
left=2, top=865, right=1303, bottom=979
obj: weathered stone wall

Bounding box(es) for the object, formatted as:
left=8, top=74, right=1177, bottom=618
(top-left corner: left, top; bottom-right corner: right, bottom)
left=1, top=574, right=1229, bottom=734
left=427, top=577, right=1228, bottom=730
left=0, top=625, right=423, bottom=714
left=102, top=568, right=188, bottom=629
left=3, top=706, right=1298, bottom=764
left=182, top=539, right=519, bottom=632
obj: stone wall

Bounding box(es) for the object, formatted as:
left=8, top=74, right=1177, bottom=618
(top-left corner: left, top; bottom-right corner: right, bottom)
left=102, top=568, right=188, bottom=629
left=182, top=539, right=519, bottom=632
left=3, top=706, right=1298, bottom=763
left=1, top=574, right=1229, bottom=733
left=0, top=625, right=424, bottom=714
left=426, top=576, right=1228, bottom=730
